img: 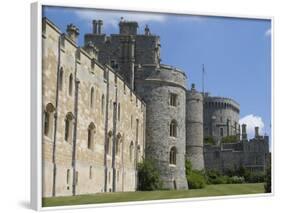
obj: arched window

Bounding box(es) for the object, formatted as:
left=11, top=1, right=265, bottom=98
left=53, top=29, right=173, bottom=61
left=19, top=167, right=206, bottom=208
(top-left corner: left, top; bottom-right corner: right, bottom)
left=89, top=166, right=93, bottom=179
left=101, top=94, right=105, bottom=114
left=66, top=169, right=70, bottom=184
left=90, top=87, right=94, bottom=108
left=75, top=171, right=78, bottom=186
left=64, top=112, right=74, bottom=143
left=170, top=93, right=177, bottom=106
left=170, top=120, right=177, bottom=137
left=169, top=147, right=177, bottom=165
left=103, top=69, right=107, bottom=81
left=118, top=103, right=121, bottom=121
left=59, top=68, right=64, bottom=91
left=116, top=133, right=122, bottom=156
left=44, top=103, right=55, bottom=138
left=69, top=74, right=73, bottom=96
left=87, top=122, right=96, bottom=150
left=129, top=141, right=134, bottom=162
left=107, top=131, right=112, bottom=155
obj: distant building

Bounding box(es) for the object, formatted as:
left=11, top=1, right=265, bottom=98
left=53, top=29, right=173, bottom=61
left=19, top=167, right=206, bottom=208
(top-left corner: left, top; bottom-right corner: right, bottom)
left=203, top=95, right=270, bottom=173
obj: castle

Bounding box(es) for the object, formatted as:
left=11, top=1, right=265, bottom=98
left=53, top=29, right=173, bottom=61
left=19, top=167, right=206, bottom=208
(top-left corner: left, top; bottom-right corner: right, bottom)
left=42, top=17, right=270, bottom=198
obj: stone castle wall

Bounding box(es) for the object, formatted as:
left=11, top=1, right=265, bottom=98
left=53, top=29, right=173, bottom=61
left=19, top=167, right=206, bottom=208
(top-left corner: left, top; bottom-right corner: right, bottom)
left=42, top=18, right=145, bottom=198
left=204, top=138, right=270, bottom=173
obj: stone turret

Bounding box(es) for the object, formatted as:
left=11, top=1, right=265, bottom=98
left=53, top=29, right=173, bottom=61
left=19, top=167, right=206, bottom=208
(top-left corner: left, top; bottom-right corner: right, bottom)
left=66, top=24, right=79, bottom=43
left=203, top=96, right=240, bottom=144
left=83, top=41, right=99, bottom=60
left=119, top=19, right=138, bottom=35
left=144, top=25, right=150, bottom=35
left=186, top=84, right=204, bottom=170
left=135, top=64, right=188, bottom=190
left=242, top=124, right=247, bottom=141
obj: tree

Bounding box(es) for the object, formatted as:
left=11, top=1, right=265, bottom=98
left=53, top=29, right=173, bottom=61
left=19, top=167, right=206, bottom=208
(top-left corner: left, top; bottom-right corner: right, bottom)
left=221, top=135, right=238, bottom=143
left=264, top=166, right=271, bottom=193
left=204, top=136, right=216, bottom=145
left=137, top=159, right=163, bottom=191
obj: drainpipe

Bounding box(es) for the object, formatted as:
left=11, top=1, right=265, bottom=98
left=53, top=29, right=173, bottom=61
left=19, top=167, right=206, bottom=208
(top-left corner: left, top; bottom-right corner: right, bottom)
left=51, top=35, right=62, bottom=197
left=112, top=86, right=118, bottom=192
left=134, top=119, right=139, bottom=190
left=72, top=50, right=80, bottom=196
left=121, top=135, right=125, bottom=191
left=103, top=68, right=110, bottom=192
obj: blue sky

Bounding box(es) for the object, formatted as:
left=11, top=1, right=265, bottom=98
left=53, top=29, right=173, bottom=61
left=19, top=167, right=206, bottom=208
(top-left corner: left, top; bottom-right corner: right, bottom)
left=43, top=6, right=271, bottom=140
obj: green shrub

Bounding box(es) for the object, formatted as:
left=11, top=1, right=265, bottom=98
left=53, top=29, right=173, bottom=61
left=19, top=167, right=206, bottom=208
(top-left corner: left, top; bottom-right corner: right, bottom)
left=185, top=160, right=206, bottom=189
left=245, top=172, right=265, bottom=183
left=204, top=136, right=216, bottom=145
left=137, top=159, right=163, bottom=191
left=185, top=160, right=192, bottom=175
left=264, top=166, right=271, bottom=193
left=187, top=171, right=206, bottom=189
left=205, top=170, right=233, bottom=184
left=227, top=176, right=245, bottom=184
left=221, top=135, right=239, bottom=143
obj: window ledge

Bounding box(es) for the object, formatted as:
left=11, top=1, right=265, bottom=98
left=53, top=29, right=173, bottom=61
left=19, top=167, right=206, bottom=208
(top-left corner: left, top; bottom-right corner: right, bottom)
left=169, top=136, right=177, bottom=139
left=169, top=164, right=176, bottom=167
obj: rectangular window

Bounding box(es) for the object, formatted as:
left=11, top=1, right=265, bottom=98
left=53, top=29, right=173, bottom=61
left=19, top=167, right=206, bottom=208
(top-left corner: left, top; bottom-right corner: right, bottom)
left=220, top=128, right=224, bottom=137
left=111, top=60, right=119, bottom=69
left=170, top=93, right=177, bottom=106
left=214, top=151, right=220, bottom=159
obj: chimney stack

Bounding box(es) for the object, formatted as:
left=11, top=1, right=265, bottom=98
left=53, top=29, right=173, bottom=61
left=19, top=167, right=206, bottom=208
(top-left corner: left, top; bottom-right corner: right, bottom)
left=255, top=126, right=259, bottom=138
left=242, top=124, right=247, bottom=141
left=97, top=20, right=103, bottom=34
left=92, top=20, right=97, bottom=34
left=66, top=24, right=79, bottom=43
left=92, top=20, right=103, bottom=35
left=191, top=83, right=196, bottom=91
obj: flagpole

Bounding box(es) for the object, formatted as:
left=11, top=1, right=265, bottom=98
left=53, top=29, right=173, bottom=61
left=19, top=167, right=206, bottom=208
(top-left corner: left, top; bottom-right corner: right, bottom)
left=202, top=64, right=205, bottom=94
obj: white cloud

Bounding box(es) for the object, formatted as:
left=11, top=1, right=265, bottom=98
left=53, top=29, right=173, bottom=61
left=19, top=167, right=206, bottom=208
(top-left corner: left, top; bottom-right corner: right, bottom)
left=265, top=28, right=271, bottom=37
left=74, top=9, right=166, bottom=29
left=239, top=114, right=264, bottom=139
left=73, top=9, right=206, bottom=31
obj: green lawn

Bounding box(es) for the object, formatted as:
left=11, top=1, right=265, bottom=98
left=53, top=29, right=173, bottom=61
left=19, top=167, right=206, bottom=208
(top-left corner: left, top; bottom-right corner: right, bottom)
left=43, top=183, right=265, bottom=207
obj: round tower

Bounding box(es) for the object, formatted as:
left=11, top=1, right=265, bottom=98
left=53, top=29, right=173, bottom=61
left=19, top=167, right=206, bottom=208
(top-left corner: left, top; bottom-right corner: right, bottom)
left=203, top=95, right=240, bottom=144
left=186, top=84, right=204, bottom=170
left=135, top=64, right=188, bottom=190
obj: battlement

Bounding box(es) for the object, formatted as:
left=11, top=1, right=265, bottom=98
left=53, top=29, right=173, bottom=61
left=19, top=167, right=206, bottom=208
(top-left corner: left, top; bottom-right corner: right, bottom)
left=135, top=63, right=187, bottom=89
left=203, top=96, right=240, bottom=113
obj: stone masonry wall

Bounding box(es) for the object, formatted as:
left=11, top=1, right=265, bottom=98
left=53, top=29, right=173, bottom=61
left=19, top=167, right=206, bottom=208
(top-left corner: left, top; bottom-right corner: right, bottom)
left=42, top=18, right=145, bottom=197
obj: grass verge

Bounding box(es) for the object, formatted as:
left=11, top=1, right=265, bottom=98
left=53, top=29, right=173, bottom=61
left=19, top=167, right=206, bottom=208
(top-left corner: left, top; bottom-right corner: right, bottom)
left=43, top=183, right=265, bottom=207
